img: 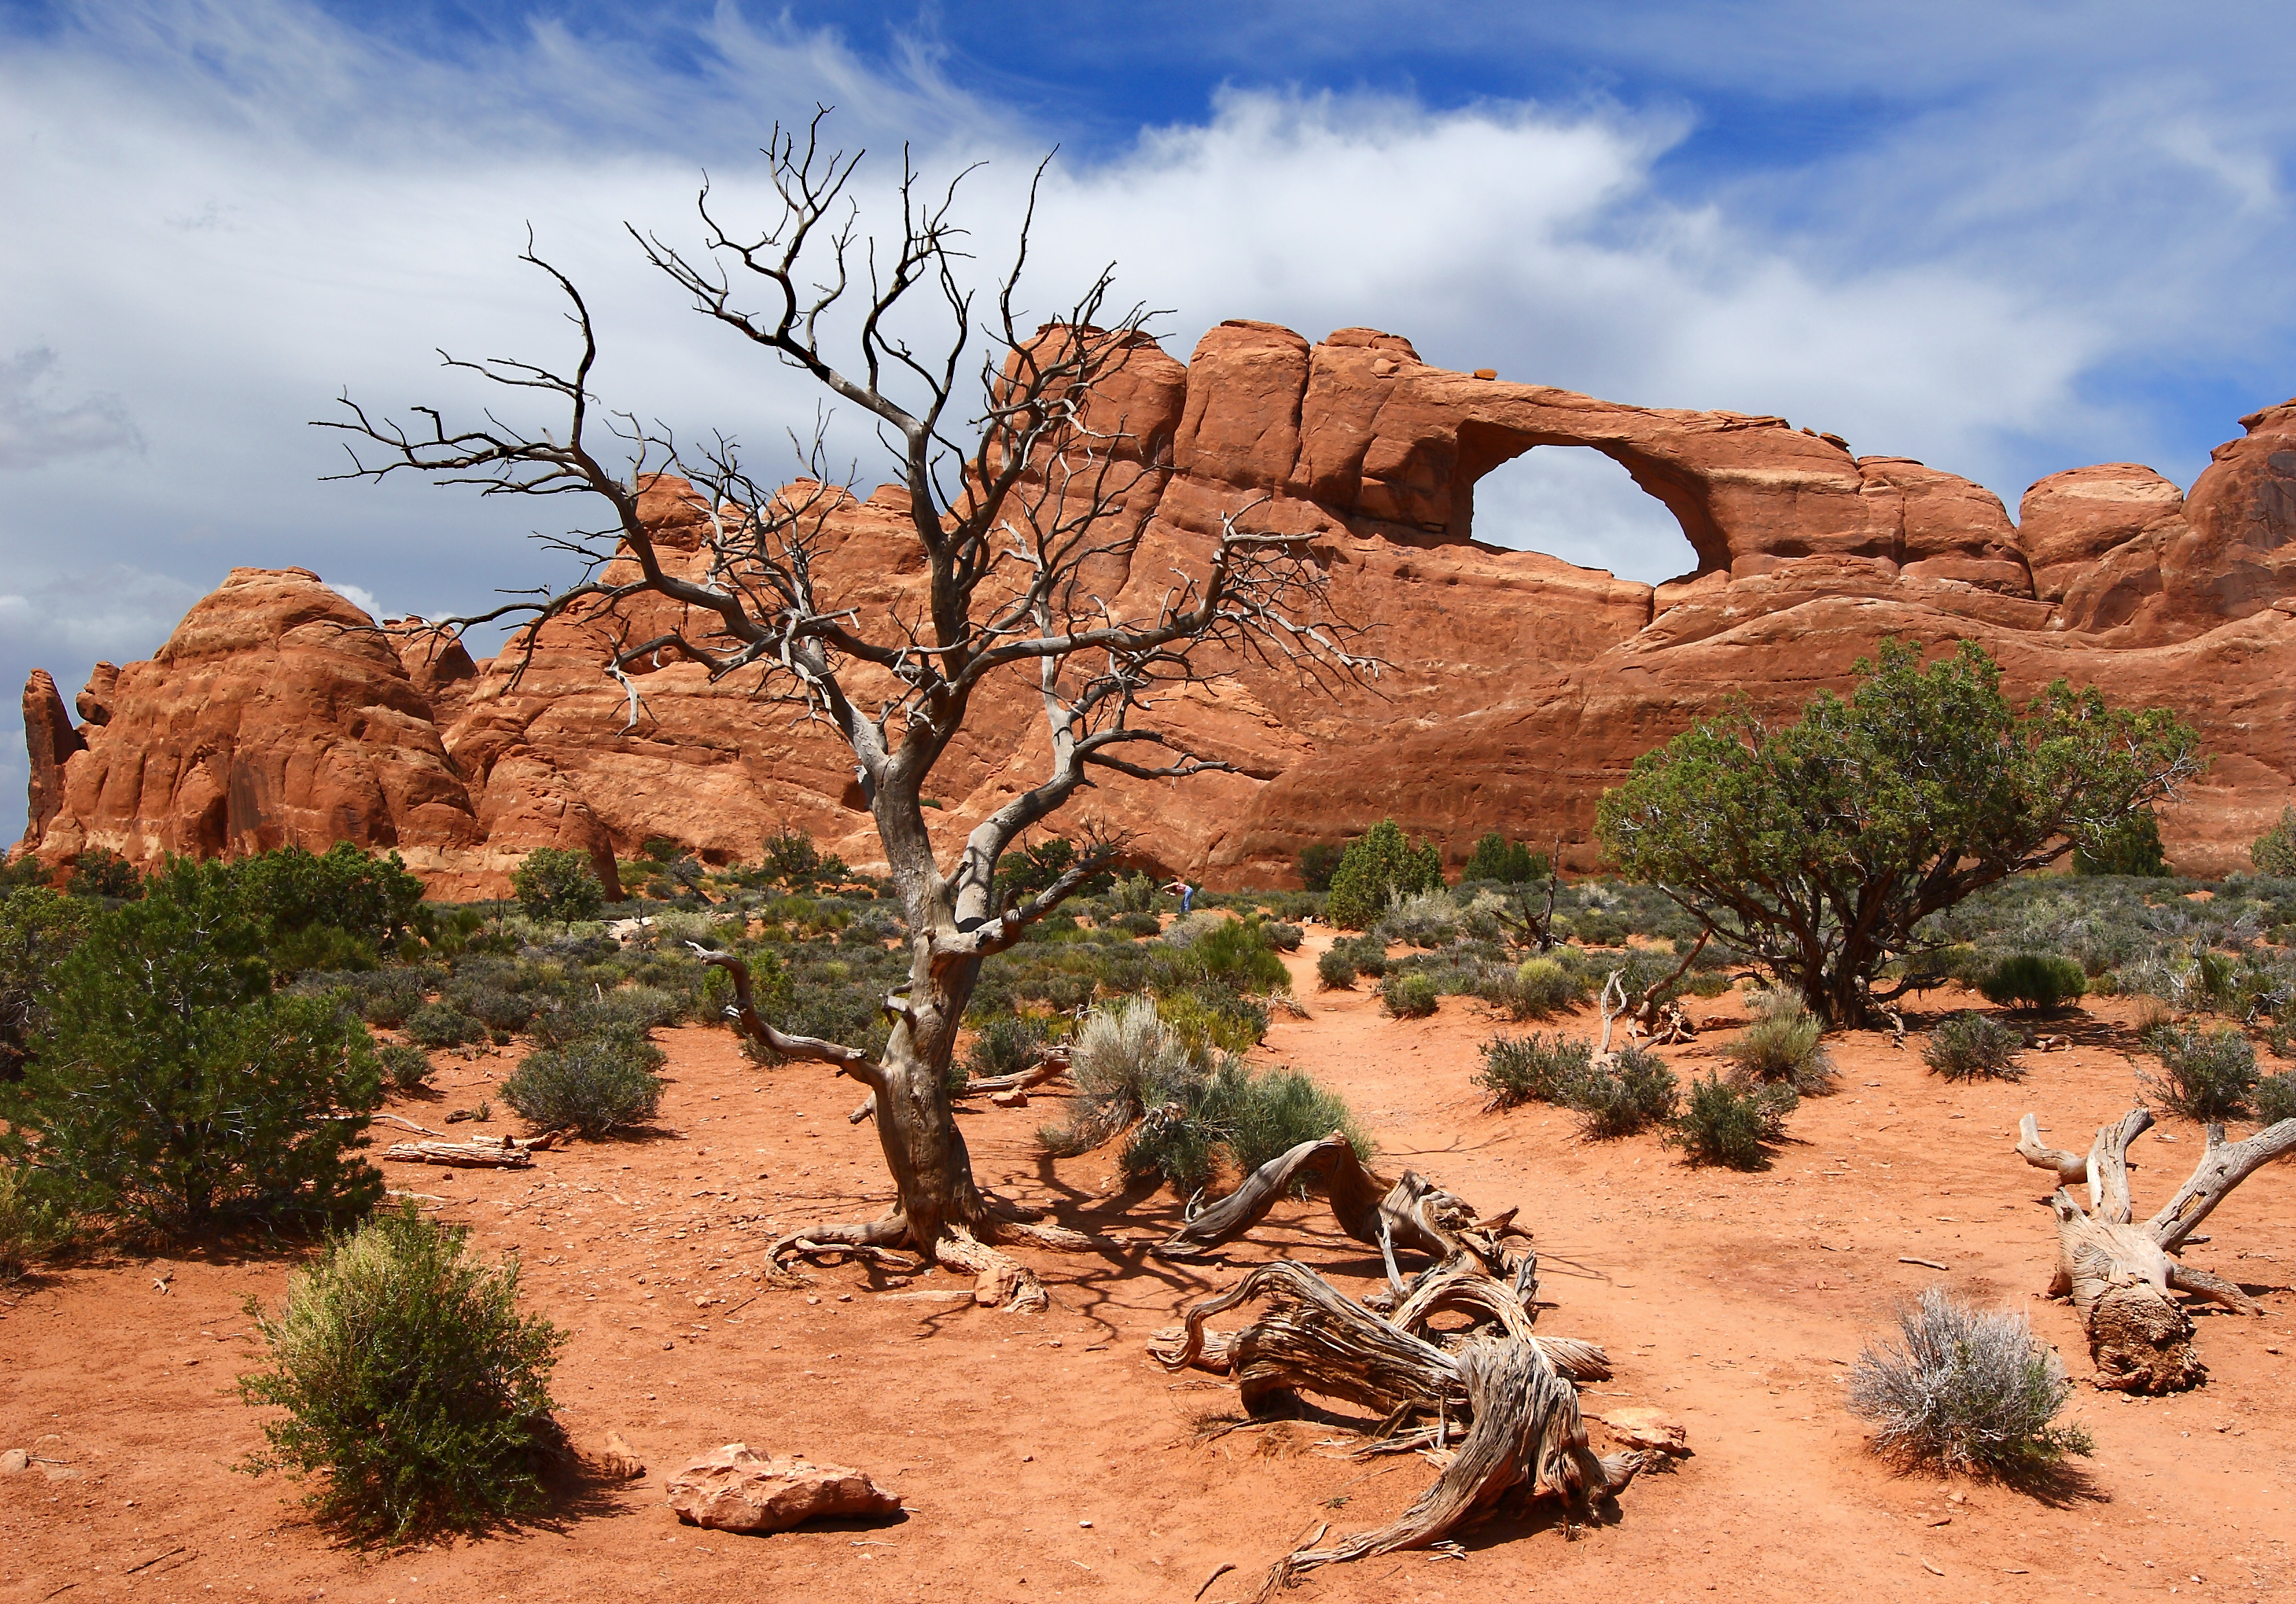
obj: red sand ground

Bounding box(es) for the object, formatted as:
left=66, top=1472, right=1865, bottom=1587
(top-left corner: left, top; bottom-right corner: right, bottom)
left=5, top=930, right=2293, bottom=1603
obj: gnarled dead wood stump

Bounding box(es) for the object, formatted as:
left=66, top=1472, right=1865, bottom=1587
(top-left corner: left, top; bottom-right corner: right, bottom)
left=1150, top=1139, right=1647, bottom=1597
left=2017, top=1106, right=2296, bottom=1392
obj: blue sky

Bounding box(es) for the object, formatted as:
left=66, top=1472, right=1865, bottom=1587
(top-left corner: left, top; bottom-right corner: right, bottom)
left=7, top=1, right=2296, bottom=838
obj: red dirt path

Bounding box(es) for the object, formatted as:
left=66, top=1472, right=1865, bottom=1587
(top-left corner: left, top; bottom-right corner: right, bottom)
left=5, top=933, right=2293, bottom=1603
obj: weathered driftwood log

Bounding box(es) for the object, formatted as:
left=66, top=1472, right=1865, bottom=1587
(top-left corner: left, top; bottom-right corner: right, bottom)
left=382, top=1137, right=538, bottom=1168
left=1151, top=1257, right=1638, bottom=1599
left=2017, top=1106, right=2296, bottom=1392
left=1154, top=1132, right=1519, bottom=1275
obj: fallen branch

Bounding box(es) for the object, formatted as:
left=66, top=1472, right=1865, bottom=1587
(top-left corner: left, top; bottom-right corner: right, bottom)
left=382, top=1137, right=536, bottom=1169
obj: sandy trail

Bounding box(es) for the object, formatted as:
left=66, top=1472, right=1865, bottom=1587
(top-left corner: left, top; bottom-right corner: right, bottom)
left=4, top=930, right=2293, bottom=1603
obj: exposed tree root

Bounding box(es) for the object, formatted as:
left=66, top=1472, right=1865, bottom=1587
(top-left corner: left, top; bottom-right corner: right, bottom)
left=2016, top=1105, right=2296, bottom=1391
left=1155, top=1132, right=1520, bottom=1274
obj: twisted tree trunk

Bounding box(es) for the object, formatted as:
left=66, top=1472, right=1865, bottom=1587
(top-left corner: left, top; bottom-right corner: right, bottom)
left=2016, top=1107, right=2296, bottom=1392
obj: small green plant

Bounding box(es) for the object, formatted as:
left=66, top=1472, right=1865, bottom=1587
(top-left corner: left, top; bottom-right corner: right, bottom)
left=350, top=969, right=429, bottom=1029
left=1719, top=995, right=1836, bottom=1092
left=0, top=1162, right=71, bottom=1283
left=404, top=1003, right=485, bottom=1049
left=1158, top=987, right=1267, bottom=1056
left=1329, top=932, right=1387, bottom=978
left=238, top=1202, right=566, bottom=1541
left=510, top=848, right=606, bottom=924
left=1120, top=1057, right=1370, bottom=1193
left=1316, top=948, right=1358, bottom=990
left=1381, top=971, right=1440, bottom=1018
left=378, top=1043, right=435, bottom=1093
left=1922, top=1011, right=2025, bottom=1082
left=961, top=1013, right=1051, bottom=1085
left=1848, top=1287, right=2092, bottom=1476
left=1112, top=871, right=1160, bottom=913
left=1975, top=952, right=2088, bottom=1013
left=1039, top=996, right=1204, bottom=1158
left=1475, top=1032, right=1593, bottom=1109
left=1493, top=956, right=1587, bottom=1020
left=2141, top=1022, right=2258, bottom=1121
left=500, top=1030, right=665, bottom=1136
left=1668, top=1074, right=1796, bottom=1169
left=1325, top=820, right=1443, bottom=930
left=2251, top=805, right=2296, bottom=878
left=1263, top=921, right=1305, bottom=953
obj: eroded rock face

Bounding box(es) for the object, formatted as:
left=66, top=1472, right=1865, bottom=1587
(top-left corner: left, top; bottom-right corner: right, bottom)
left=16, top=325, right=2296, bottom=889
left=664, top=1443, right=899, bottom=1534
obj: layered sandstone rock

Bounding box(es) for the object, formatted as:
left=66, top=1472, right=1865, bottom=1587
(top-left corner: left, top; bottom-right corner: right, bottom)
left=17, top=324, right=2296, bottom=890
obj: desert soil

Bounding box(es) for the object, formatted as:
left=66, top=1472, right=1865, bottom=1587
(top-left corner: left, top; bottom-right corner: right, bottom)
left=4, top=930, right=2293, bottom=1604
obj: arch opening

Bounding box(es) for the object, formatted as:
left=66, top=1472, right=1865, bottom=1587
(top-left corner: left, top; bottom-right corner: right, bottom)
left=1460, top=442, right=1706, bottom=586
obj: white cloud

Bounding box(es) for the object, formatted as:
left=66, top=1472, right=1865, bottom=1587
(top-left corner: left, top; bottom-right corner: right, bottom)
left=0, top=346, right=145, bottom=469
left=328, top=582, right=380, bottom=619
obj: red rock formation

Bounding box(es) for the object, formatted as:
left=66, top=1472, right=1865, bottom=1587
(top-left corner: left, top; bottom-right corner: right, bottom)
left=17, top=326, right=2296, bottom=891
left=19, top=671, right=84, bottom=852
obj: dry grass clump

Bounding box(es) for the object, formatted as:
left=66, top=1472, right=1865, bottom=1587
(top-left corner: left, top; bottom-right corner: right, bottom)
left=1848, top=1287, right=2091, bottom=1477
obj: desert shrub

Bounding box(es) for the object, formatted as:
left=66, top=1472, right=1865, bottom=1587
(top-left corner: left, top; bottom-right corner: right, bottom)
left=1381, top=971, right=1440, bottom=1018
left=1263, top=921, right=1304, bottom=953
left=0, top=886, right=90, bottom=1079
left=11, top=864, right=383, bottom=1233
left=1377, top=889, right=1460, bottom=949
left=1847, top=1286, right=2092, bottom=1476
left=500, top=1029, right=665, bottom=1136
left=1462, top=832, right=1546, bottom=885
left=1114, top=910, right=1162, bottom=937
left=1153, top=918, right=1290, bottom=995
left=1296, top=843, right=1345, bottom=893
left=1158, top=987, right=1268, bottom=1056
left=1975, top=952, right=2088, bottom=1013
left=1476, top=1032, right=1594, bottom=1109
left=238, top=1202, right=566, bottom=1541
left=1316, top=948, right=1358, bottom=989
left=1325, top=820, right=1444, bottom=930
left=2252, top=806, right=2296, bottom=878
left=67, top=847, right=143, bottom=900
left=350, top=968, right=430, bottom=1029
left=961, top=1013, right=1051, bottom=1085
left=377, top=1044, right=435, bottom=1093
left=1686, top=970, right=1735, bottom=998
left=527, top=985, right=682, bottom=1049
left=2140, top=1022, right=2258, bottom=1121
left=1668, top=1075, right=1796, bottom=1169
left=445, top=982, right=538, bottom=1035
left=1111, top=871, right=1159, bottom=913
left=1922, top=1012, right=2025, bottom=1081
left=2073, top=809, right=2169, bottom=877
left=1329, top=932, right=1388, bottom=978
left=2254, top=1070, right=2296, bottom=1125
left=0, top=1161, right=71, bottom=1283
left=1040, top=996, right=1202, bottom=1158
left=1491, top=956, right=1588, bottom=1021
left=1196, top=1062, right=1370, bottom=1180
left=1719, top=995, right=1836, bottom=1092
left=230, top=843, right=428, bottom=956
left=404, top=1003, right=486, bottom=1049
left=1567, top=1045, right=1680, bottom=1138
left=510, top=848, right=605, bottom=924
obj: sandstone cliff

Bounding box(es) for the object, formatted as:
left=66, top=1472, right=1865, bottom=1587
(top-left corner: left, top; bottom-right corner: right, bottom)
left=16, top=326, right=2296, bottom=890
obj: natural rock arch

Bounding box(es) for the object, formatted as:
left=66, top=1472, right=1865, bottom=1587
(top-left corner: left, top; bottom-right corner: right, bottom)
left=1454, top=435, right=1710, bottom=582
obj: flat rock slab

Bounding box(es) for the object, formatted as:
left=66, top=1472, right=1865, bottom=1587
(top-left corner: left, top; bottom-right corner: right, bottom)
left=1596, top=1407, right=1691, bottom=1456
left=665, top=1443, right=899, bottom=1533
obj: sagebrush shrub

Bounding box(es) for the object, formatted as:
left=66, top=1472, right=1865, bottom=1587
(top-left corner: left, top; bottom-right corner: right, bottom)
left=238, top=1202, right=566, bottom=1540
left=1848, top=1287, right=2091, bottom=1476
left=1720, top=996, right=1836, bottom=1092
left=2142, top=1022, right=2258, bottom=1121
left=1568, top=1046, right=1680, bottom=1138
left=1263, top=921, right=1305, bottom=953
left=378, top=1044, right=434, bottom=1092
left=404, top=1003, right=485, bottom=1049
left=1377, top=889, right=1460, bottom=950
left=1668, top=1074, right=1796, bottom=1169
left=2254, top=1070, right=2296, bottom=1125
left=444, top=982, right=537, bottom=1034
left=1325, top=821, right=1443, bottom=930
left=1039, top=996, right=1202, bottom=1158
left=1495, top=956, right=1587, bottom=1020
left=1121, top=1058, right=1370, bottom=1193
left=1976, top=952, right=2087, bottom=1013
left=1114, top=910, right=1162, bottom=937
left=1476, top=1033, right=1593, bottom=1108
left=1381, top=971, right=1440, bottom=1019
left=1922, top=1011, right=2025, bottom=1081
left=500, top=1029, right=665, bottom=1136
left=961, top=1012, right=1051, bottom=1085
left=527, top=986, right=682, bottom=1049
left=1329, top=932, right=1388, bottom=978
left=351, top=969, right=430, bottom=1029
left=510, top=847, right=604, bottom=923
left=1158, top=987, right=1267, bottom=1055
left=1316, top=948, right=1358, bottom=990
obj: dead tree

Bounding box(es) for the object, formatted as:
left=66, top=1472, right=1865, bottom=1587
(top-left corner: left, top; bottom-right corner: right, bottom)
left=2016, top=1106, right=2296, bottom=1391
left=320, top=113, right=1371, bottom=1310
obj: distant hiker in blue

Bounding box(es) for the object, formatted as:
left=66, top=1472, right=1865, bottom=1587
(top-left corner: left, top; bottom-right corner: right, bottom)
left=1164, top=878, right=1195, bottom=915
